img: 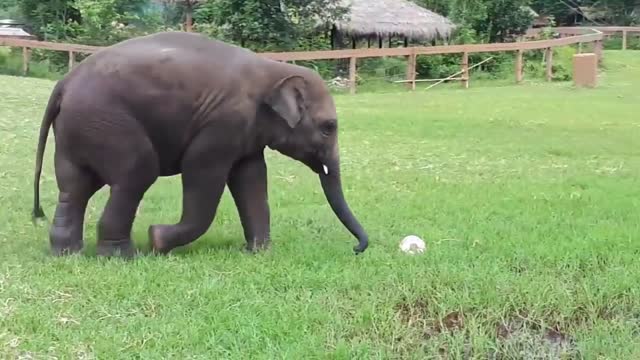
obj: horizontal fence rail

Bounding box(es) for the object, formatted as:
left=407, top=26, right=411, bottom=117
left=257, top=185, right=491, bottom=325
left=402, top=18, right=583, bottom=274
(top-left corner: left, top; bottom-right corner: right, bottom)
left=2, top=26, right=639, bottom=93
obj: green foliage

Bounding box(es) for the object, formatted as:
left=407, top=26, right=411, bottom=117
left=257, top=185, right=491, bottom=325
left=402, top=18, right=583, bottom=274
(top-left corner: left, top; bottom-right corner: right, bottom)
left=413, top=0, right=450, bottom=16
left=416, top=0, right=536, bottom=43
left=14, top=0, right=168, bottom=71
left=73, top=0, right=162, bottom=46
left=604, top=34, right=640, bottom=50
left=0, top=48, right=64, bottom=79
left=458, top=0, right=535, bottom=43
left=18, top=0, right=81, bottom=40
left=0, top=0, right=21, bottom=19
left=549, top=45, right=577, bottom=81
left=416, top=54, right=461, bottom=79
left=194, top=0, right=347, bottom=51
left=531, top=0, right=640, bottom=26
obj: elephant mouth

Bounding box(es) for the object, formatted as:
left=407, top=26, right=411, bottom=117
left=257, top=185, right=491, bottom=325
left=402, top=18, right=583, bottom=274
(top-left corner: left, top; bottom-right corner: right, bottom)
left=302, top=155, right=330, bottom=176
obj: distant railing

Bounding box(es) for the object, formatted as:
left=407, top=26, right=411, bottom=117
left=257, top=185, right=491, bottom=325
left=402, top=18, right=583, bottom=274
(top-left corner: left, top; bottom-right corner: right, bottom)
left=2, top=26, right=639, bottom=94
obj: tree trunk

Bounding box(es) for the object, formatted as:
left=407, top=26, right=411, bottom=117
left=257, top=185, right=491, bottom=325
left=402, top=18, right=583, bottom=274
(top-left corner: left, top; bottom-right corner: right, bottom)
left=185, top=1, right=193, bottom=32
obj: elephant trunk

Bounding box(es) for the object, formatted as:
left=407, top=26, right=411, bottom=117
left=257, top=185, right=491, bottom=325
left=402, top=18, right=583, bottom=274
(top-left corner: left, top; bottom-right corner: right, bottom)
left=319, top=158, right=368, bottom=254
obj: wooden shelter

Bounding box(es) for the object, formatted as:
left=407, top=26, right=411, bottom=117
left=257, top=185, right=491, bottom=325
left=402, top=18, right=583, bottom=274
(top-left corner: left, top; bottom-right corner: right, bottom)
left=329, top=0, right=455, bottom=49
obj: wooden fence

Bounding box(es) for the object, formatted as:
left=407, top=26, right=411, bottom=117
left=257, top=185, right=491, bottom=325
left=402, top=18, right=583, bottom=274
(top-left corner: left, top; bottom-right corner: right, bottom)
left=2, top=26, right=640, bottom=94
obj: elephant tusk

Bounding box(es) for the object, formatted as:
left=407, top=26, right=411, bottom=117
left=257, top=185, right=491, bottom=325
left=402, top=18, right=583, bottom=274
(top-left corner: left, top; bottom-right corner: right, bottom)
left=323, top=164, right=329, bottom=175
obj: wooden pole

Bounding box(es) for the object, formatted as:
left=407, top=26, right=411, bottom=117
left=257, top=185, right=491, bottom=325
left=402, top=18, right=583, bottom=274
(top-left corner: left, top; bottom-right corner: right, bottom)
left=622, top=30, right=627, bottom=50
left=394, top=77, right=465, bottom=83
left=545, top=47, right=553, bottom=81
left=594, top=40, right=603, bottom=65
left=461, top=52, right=469, bottom=88
left=68, top=51, right=75, bottom=71
left=405, top=51, right=417, bottom=90
left=349, top=56, right=357, bottom=95
left=22, top=47, right=30, bottom=75
left=515, top=49, right=524, bottom=84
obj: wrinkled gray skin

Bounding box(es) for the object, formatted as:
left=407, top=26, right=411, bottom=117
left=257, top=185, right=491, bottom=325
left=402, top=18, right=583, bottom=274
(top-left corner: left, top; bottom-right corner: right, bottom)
left=32, top=31, right=369, bottom=257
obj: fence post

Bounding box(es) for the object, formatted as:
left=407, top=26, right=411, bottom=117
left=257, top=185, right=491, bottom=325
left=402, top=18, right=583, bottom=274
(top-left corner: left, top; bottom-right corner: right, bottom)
left=515, top=49, right=524, bottom=84
left=405, top=50, right=417, bottom=90
left=594, top=40, right=603, bottom=65
left=545, top=47, right=553, bottom=81
left=461, top=52, right=469, bottom=88
left=622, top=30, right=627, bottom=50
left=22, top=47, right=30, bottom=75
left=68, top=51, right=75, bottom=71
left=349, top=56, right=357, bottom=95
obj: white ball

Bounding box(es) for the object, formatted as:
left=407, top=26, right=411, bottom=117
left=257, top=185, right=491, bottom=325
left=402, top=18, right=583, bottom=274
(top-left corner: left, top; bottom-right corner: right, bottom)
left=399, top=235, right=426, bottom=254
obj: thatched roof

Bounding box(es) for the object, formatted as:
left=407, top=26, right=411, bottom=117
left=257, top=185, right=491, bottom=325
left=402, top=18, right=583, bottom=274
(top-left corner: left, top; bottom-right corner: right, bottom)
left=333, top=0, right=455, bottom=41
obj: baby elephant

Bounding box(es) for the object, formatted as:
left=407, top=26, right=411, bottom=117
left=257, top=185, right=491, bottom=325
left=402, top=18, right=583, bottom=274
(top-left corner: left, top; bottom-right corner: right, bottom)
left=32, top=31, right=369, bottom=257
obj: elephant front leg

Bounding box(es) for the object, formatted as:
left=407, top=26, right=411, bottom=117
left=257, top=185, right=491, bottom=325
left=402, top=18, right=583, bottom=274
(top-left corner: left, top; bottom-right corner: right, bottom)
left=228, top=152, right=271, bottom=252
left=149, top=170, right=228, bottom=254
left=149, top=135, right=232, bottom=254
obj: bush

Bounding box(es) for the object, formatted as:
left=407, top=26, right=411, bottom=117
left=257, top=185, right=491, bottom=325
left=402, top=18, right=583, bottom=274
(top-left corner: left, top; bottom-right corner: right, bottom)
left=551, top=45, right=577, bottom=81
left=604, top=34, right=640, bottom=50
left=0, top=48, right=64, bottom=80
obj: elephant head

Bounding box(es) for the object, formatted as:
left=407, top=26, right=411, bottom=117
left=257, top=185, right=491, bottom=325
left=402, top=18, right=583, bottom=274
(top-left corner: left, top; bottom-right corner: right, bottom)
left=262, top=66, right=369, bottom=254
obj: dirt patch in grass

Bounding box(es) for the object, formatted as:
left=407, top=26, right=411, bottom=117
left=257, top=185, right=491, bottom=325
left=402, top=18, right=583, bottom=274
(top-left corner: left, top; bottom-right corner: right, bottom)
left=493, top=310, right=579, bottom=359
left=395, top=299, right=464, bottom=334
left=394, top=299, right=582, bottom=359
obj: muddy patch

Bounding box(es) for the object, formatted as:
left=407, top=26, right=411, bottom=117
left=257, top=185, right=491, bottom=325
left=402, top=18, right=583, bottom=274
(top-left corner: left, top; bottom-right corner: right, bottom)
left=394, top=299, right=582, bottom=359
left=494, top=311, right=579, bottom=359
left=395, top=299, right=465, bottom=338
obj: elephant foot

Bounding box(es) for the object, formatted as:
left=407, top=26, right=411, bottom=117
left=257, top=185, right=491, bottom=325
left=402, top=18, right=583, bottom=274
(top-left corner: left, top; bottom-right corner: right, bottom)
left=244, top=238, right=271, bottom=253
left=51, top=242, right=83, bottom=256
left=50, top=227, right=83, bottom=256
left=148, top=225, right=173, bottom=254
left=96, top=239, right=136, bottom=259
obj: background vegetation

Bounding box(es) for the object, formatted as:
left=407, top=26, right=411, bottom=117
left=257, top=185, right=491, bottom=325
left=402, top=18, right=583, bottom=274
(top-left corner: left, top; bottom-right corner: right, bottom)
left=1, top=0, right=639, bottom=87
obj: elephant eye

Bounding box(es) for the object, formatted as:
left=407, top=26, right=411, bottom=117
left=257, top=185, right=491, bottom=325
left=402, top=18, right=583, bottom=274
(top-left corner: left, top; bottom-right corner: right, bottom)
left=320, top=120, right=337, bottom=136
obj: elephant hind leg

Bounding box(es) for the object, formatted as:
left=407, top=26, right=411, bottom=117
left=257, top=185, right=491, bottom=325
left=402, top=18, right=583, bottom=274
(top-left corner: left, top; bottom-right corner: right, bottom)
left=50, top=151, right=104, bottom=256
left=94, top=146, right=159, bottom=259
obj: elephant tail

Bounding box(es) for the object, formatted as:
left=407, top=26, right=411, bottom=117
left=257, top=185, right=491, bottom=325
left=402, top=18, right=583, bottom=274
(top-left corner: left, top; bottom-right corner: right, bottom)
left=32, top=80, right=65, bottom=223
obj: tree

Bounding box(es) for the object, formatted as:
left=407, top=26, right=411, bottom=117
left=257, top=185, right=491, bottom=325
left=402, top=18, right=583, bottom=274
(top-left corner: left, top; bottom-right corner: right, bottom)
left=0, top=0, right=21, bottom=19
left=194, top=0, right=347, bottom=51
left=161, top=0, right=201, bottom=31
left=413, top=0, right=451, bottom=16
left=18, top=0, right=82, bottom=40
left=436, top=0, right=535, bottom=43
left=531, top=0, right=639, bottom=26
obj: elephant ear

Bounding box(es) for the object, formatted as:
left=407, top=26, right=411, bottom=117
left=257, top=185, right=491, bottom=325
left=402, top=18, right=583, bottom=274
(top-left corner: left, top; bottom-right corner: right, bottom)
left=265, top=75, right=308, bottom=128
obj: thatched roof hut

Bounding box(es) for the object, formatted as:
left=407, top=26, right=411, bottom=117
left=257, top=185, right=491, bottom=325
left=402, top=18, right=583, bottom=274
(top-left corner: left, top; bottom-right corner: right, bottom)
left=330, top=0, right=455, bottom=48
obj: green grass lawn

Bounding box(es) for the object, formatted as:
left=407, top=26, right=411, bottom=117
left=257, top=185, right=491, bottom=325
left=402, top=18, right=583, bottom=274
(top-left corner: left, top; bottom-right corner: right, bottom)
left=1, top=50, right=639, bottom=358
